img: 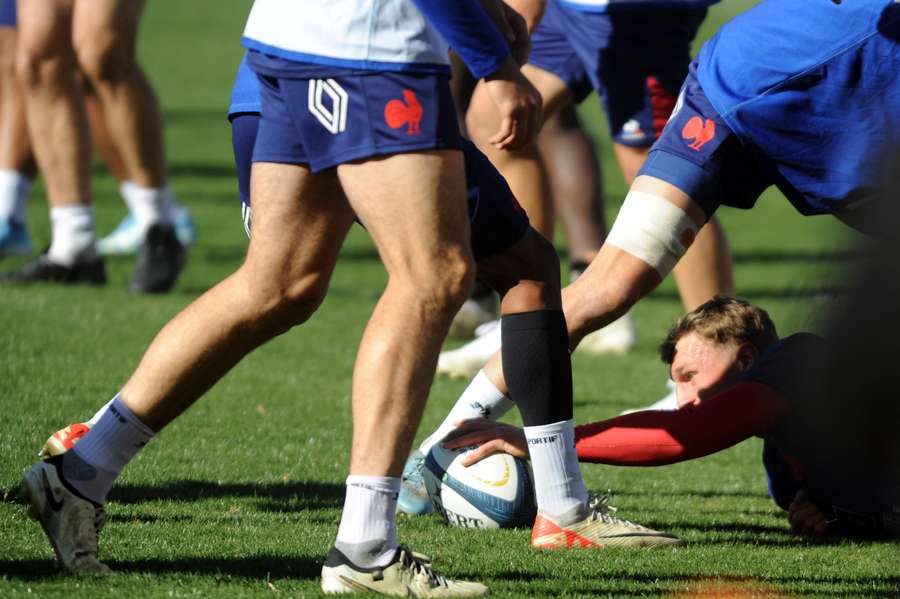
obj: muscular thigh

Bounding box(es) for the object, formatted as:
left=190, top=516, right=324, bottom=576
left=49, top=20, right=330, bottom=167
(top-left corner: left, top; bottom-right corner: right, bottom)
left=244, top=162, right=355, bottom=290
left=338, top=150, right=471, bottom=277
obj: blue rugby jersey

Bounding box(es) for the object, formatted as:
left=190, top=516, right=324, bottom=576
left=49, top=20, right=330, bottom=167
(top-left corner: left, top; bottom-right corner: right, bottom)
left=557, top=0, right=718, bottom=13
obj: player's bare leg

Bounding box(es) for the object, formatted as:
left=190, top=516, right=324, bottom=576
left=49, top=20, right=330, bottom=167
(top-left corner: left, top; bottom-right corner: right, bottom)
left=466, top=64, right=572, bottom=238
left=0, top=24, right=36, bottom=255
left=337, top=151, right=474, bottom=479
left=22, top=160, right=356, bottom=573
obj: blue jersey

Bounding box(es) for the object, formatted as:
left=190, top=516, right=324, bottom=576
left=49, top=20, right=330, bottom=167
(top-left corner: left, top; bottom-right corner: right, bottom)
left=743, top=333, right=899, bottom=534
left=695, top=0, right=900, bottom=214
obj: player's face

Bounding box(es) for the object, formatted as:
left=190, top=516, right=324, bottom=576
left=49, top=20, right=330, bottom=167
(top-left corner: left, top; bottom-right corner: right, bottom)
left=670, top=332, right=747, bottom=408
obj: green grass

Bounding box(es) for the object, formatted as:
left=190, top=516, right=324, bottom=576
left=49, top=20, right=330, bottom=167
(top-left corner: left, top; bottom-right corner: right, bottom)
left=1, top=1, right=897, bottom=597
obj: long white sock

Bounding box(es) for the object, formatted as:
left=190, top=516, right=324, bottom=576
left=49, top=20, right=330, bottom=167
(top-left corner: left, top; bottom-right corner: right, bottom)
left=47, top=205, right=96, bottom=266
left=0, top=170, right=32, bottom=224
left=417, top=370, right=514, bottom=455
left=523, top=420, right=588, bottom=522
left=64, top=396, right=155, bottom=504
left=122, top=183, right=174, bottom=234
left=335, top=475, right=400, bottom=568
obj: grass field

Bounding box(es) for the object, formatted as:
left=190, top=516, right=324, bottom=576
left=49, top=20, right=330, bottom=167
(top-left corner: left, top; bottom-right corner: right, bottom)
left=1, top=1, right=898, bottom=597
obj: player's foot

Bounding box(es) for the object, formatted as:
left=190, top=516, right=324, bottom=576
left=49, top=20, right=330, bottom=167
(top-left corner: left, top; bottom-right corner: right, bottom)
left=575, top=313, right=637, bottom=356
left=437, top=320, right=501, bottom=379
left=99, top=208, right=196, bottom=256
left=129, top=223, right=187, bottom=294
left=321, top=545, right=488, bottom=596
left=448, top=294, right=497, bottom=340
left=531, top=495, right=683, bottom=549
left=0, top=220, right=32, bottom=256
left=38, top=423, right=92, bottom=460
left=397, top=451, right=433, bottom=516
left=0, top=254, right=106, bottom=285
left=21, top=459, right=112, bottom=574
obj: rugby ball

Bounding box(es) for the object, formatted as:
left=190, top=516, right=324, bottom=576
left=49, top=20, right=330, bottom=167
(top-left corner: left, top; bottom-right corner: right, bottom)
left=423, top=443, right=536, bottom=529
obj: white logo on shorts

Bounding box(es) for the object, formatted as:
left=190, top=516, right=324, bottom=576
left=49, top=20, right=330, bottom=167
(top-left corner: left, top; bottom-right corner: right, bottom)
left=308, top=78, right=348, bottom=134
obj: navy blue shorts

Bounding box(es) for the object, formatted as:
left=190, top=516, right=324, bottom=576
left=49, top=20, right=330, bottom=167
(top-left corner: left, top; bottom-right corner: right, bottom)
left=230, top=113, right=528, bottom=261
left=638, top=63, right=771, bottom=218
left=0, top=0, right=16, bottom=28
left=251, top=65, right=463, bottom=172
left=530, top=0, right=706, bottom=146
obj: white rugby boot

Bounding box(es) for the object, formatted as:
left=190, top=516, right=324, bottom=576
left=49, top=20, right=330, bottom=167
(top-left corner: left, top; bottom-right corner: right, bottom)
left=436, top=320, right=501, bottom=379
left=575, top=312, right=637, bottom=356
left=321, top=545, right=488, bottom=596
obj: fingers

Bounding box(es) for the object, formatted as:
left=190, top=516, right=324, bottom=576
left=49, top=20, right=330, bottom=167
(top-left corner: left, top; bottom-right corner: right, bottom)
left=443, top=430, right=497, bottom=450
left=788, top=500, right=830, bottom=538
left=460, top=439, right=507, bottom=466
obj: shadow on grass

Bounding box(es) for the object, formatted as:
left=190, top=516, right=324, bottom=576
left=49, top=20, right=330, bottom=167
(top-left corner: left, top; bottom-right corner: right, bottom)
left=0, top=555, right=321, bottom=581
left=489, top=570, right=900, bottom=597
left=2, top=480, right=345, bottom=510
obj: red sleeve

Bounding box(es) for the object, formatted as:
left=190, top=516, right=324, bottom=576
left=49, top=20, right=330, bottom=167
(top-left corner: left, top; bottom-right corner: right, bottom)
left=574, top=381, right=788, bottom=466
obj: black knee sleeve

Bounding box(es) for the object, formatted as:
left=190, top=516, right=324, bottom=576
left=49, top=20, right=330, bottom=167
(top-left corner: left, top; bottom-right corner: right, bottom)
left=501, top=310, right=573, bottom=427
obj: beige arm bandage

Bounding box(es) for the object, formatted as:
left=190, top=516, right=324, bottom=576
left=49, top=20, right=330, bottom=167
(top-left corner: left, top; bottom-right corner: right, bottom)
left=605, top=190, right=699, bottom=279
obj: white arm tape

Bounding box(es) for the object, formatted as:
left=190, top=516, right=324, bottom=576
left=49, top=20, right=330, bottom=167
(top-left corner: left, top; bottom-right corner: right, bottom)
left=605, top=190, right=699, bottom=279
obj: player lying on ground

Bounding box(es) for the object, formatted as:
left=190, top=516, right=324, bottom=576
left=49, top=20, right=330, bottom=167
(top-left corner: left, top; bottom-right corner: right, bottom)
left=438, top=297, right=900, bottom=540
left=400, top=0, right=900, bottom=509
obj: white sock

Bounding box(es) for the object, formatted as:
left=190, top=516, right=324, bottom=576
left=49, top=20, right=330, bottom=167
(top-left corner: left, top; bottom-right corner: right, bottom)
left=523, top=420, right=588, bottom=521
left=65, top=396, right=155, bottom=504
left=0, top=169, right=33, bottom=225
left=121, top=182, right=174, bottom=234
left=335, top=475, right=400, bottom=568
left=417, top=370, right=514, bottom=455
left=47, top=205, right=96, bottom=266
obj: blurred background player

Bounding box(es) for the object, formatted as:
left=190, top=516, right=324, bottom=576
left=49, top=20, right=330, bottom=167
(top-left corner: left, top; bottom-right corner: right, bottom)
left=2, top=0, right=190, bottom=292
left=442, top=296, right=900, bottom=540
left=0, top=0, right=194, bottom=263
left=438, top=0, right=734, bottom=380
left=0, top=0, right=35, bottom=256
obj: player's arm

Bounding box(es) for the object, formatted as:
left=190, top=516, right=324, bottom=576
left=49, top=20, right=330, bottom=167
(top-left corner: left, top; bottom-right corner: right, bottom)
left=564, top=176, right=711, bottom=347
left=411, top=0, right=542, bottom=149
left=445, top=380, right=787, bottom=467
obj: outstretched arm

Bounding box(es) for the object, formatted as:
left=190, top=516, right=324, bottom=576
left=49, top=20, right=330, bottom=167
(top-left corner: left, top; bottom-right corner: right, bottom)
left=445, top=381, right=787, bottom=467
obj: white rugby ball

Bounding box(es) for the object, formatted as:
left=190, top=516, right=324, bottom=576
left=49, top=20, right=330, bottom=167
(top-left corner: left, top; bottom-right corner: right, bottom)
left=423, top=443, right=536, bottom=529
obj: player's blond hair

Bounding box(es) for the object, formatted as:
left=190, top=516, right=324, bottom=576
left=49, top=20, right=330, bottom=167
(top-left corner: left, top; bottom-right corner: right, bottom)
left=659, top=296, right=778, bottom=365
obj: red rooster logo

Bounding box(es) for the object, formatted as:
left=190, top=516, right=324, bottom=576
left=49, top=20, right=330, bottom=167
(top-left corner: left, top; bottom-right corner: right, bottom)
left=384, top=89, right=423, bottom=135
left=681, top=116, right=716, bottom=152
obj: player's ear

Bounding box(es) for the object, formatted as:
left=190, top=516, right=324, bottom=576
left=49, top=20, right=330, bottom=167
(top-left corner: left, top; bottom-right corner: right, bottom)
left=736, top=342, right=758, bottom=372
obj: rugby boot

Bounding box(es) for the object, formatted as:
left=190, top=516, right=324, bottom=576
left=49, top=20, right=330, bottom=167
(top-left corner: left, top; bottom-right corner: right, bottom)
left=575, top=313, right=637, bottom=356
left=0, top=220, right=32, bottom=256
left=532, top=495, right=683, bottom=549
left=397, top=451, right=433, bottom=516
left=21, top=459, right=111, bottom=573
left=39, top=423, right=92, bottom=460
left=99, top=207, right=196, bottom=255
left=129, top=222, right=186, bottom=293
left=0, top=254, right=105, bottom=285
left=321, top=545, right=488, bottom=596
left=437, top=320, right=501, bottom=380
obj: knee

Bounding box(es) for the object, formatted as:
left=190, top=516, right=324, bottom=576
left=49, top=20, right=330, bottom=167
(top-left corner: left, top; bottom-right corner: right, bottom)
left=76, top=37, right=136, bottom=85
left=16, top=39, right=75, bottom=89
left=245, top=272, right=331, bottom=336
left=0, top=32, right=16, bottom=79
left=413, top=249, right=475, bottom=321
